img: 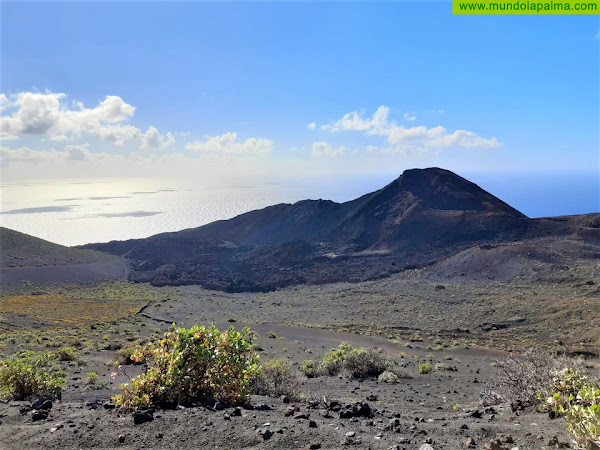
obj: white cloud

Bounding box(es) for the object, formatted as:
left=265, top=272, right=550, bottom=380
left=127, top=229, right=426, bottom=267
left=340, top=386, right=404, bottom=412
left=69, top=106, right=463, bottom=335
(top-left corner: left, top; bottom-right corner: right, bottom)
left=403, top=112, right=416, bottom=121
left=49, top=135, right=69, bottom=142
left=0, top=91, right=174, bottom=149
left=318, top=105, right=499, bottom=151
left=0, top=145, right=109, bottom=164
left=311, top=141, right=347, bottom=157
left=64, top=144, right=91, bottom=161
left=185, top=132, right=273, bottom=155
left=307, top=122, right=317, bottom=130
left=0, top=94, right=10, bottom=111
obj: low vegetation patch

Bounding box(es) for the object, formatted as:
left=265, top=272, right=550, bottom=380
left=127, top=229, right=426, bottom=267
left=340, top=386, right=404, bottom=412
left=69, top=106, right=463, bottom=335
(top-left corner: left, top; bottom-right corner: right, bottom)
left=251, top=359, right=303, bottom=400
left=308, top=341, right=390, bottom=378
left=481, top=349, right=599, bottom=449
left=56, top=346, right=79, bottom=362
left=418, top=362, right=433, bottom=374
left=481, top=348, right=583, bottom=408
left=113, top=324, right=260, bottom=411
left=0, top=351, right=65, bottom=400
left=547, top=368, right=600, bottom=450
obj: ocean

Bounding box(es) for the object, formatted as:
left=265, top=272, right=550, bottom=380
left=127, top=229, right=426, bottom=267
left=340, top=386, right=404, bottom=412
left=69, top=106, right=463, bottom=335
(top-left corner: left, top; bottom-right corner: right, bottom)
left=1, top=172, right=598, bottom=247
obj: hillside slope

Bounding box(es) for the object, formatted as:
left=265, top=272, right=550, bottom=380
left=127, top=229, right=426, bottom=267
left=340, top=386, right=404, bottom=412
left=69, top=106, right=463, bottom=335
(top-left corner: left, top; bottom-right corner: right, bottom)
left=80, top=168, right=599, bottom=292
left=0, top=228, right=129, bottom=288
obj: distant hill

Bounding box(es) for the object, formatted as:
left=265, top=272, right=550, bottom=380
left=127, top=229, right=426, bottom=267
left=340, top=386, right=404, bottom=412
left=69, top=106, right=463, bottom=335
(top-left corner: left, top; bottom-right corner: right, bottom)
left=0, top=227, right=108, bottom=268
left=78, top=168, right=599, bottom=292
left=0, top=228, right=130, bottom=288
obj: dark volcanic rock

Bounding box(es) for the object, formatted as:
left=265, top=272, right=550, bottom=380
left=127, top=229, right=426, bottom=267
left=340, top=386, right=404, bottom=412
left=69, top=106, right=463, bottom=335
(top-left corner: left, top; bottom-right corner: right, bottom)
left=257, top=428, right=273, bottom=440
left=31, top=398, right=52, bottom=410
left=31, top=410, right=48, bottom=421
left=133, top=409, right=154, bottom=425
left=79, top=168, right=599, bottom=292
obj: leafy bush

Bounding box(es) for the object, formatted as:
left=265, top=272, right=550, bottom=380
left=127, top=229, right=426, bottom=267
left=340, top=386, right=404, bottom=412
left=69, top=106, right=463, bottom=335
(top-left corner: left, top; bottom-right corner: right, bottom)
left=85, top=371, right=101, bottom=390
left=481, top=349, right=583, bottom=408
left=318, top=342, right=390, bottom=378
left=251, top=359, right=302, bottom=400
left=0, top=351, right=65, bottom=400
left=378, top=370, right=400, bottom=383
left=418, top=362, right=433, bottom=374
left=113, top=324, right=260, bottom=411
left=548, top=368, right=600, bottom=450
left=56, top=346, right=79, bottom=362
left=115, top=343, right=142, bottom=365
left=301, top=359, right=317, bottom=378
left=319, top=341, right=354, bottom=375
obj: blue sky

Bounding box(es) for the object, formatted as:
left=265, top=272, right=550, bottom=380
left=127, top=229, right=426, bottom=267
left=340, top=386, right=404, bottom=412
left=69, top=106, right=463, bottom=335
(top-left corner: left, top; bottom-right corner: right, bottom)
left=1, top=1, right=598, bottom=182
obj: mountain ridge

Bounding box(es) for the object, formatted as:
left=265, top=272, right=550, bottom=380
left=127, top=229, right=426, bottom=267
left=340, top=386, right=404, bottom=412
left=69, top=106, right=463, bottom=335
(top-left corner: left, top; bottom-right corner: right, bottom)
left=72, top=167, right=600, bottom=292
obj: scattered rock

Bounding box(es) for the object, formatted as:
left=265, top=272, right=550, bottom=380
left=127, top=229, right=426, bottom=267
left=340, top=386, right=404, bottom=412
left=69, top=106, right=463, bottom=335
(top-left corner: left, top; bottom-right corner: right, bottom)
left=419, top=445, right=434, bottom=450
left=231, top=407, right=242, bottom=417
left=463, top=437, right=476, bottom=447
left=255, top=404, right=272, bottom=411
left=484, top=439, right=504, bottom=450
left=31, top=410, right=49, bottom=421
left=214, top=401, right=226, bottom=411
left=329, top=401, right=342, bottom=412
left=510, top=400, right=524, bottom=412
left=308, top=420, right=318, bottom=428
left=133, top=410, right=154, bottom=425
left=294, top=413, right=310, bottom=420
left=468, top=410, right=483, bottom=419
left=118, top=434, right=126, bottom=443
left=103, top=402, right=116, bottom=410
left=339, top=402, right=372, bottom=419
left=31, top=398, right=52, bottom=410
left=20, top=406, right=32, bottom=415
left=280, top=395, right=290, bottom=404
left=503, top=435, right=515, bottom=444
left=308, top=444, right=321, bottom=450
left=257, top=428, right=273, bottom=440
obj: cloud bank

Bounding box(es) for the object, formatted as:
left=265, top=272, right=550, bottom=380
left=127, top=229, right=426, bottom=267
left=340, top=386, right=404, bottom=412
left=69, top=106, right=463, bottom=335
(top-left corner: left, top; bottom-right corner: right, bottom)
left=0, top=92, right=174, bottom=148
left=317, top=106, right=499, bottom=154
left=185, top=132, right=273, bottom=155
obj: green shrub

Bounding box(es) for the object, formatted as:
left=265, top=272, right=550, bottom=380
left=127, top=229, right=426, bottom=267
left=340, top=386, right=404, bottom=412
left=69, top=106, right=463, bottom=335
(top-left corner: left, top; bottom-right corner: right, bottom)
left=56, top=346, right=79, bottom=362
left=343, top=347, right=389, bottom=378
left=301, top=359, right=317, bottom=378
left=0, top=351, right=65, bottom=400
left=85, top=371, right=101, bottom=390
left=378, top=370, right=400, bottom=383
left=251, top=359, right=302, bottom=400
left=115, top=343, right=142, bottom=365
left=548, top=368, right=600, bottom=449
left=318, top=342, right=390, bottom=378
left=113, top=324, right=260, bottom=411
left=319, top=341, right=354, bottom=375
left=418, top=362, right=433, bottom=374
